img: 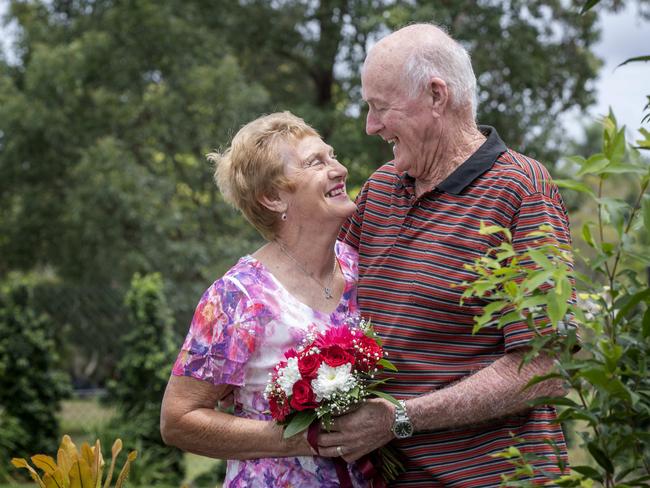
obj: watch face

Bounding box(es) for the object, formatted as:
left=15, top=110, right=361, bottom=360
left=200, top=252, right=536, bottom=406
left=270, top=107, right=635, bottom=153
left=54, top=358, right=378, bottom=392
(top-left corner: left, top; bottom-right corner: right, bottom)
left=394, top=420, right=413, bottom=438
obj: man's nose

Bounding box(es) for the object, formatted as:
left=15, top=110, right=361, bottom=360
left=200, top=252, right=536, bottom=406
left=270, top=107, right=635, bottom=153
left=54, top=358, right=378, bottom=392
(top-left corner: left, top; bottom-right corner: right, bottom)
left=366, top=110, right=382, bottom=135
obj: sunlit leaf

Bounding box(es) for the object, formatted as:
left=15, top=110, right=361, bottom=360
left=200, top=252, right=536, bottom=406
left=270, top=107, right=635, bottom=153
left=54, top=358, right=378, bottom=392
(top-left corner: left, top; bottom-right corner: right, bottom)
left=11, top=458, right=46, bottom=488
left=31, top=455, right=58, bottom=475
left=114, top=451, right=137, bottom=488
left=69, top=458, right=94, bottom=488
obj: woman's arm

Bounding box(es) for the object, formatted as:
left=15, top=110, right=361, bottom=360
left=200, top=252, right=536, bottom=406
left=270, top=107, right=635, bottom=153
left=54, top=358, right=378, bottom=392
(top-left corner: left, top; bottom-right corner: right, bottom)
left=160, top=375, right=314, bottom=460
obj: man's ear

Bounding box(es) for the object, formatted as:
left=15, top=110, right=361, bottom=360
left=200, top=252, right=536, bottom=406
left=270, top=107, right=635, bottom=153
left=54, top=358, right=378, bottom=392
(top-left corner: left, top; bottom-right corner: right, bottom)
left=429, top=77, right=449, bottom=117
left=259, top=192, right=288, bottom=214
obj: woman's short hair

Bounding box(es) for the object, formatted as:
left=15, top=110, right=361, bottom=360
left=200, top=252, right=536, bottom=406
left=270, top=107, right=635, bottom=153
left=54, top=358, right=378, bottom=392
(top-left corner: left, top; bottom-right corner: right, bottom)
left=209, top=111, right=319, bottom=241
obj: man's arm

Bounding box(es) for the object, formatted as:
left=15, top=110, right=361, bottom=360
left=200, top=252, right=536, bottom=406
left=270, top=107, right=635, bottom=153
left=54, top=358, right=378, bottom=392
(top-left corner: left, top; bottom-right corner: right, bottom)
left=317, top=349, right=564, bottom=462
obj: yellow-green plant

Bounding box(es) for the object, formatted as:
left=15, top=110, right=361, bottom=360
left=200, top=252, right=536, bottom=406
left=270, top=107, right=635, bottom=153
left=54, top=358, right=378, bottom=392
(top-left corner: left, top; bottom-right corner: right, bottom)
left=11, top=435, right=137, bottom=488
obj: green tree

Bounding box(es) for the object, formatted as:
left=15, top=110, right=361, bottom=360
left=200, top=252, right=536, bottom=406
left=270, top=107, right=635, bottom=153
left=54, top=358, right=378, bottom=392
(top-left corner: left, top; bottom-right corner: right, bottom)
left=0, top=0, right=627, bottom=389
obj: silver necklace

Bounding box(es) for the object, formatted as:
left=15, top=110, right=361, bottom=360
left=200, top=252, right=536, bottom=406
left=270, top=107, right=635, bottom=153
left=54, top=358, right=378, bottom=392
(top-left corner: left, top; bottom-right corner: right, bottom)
left=275, top=241, right=338, bottom=300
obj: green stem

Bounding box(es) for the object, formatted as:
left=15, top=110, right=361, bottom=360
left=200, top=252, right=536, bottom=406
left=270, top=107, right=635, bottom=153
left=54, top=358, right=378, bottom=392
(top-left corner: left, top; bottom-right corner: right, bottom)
left=609, top=178, right=650, bottom=282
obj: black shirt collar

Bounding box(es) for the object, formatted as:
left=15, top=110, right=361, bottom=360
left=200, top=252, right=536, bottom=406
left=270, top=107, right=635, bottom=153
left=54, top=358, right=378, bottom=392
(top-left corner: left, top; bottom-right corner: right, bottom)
left=397, top=126, right=506, bottom=195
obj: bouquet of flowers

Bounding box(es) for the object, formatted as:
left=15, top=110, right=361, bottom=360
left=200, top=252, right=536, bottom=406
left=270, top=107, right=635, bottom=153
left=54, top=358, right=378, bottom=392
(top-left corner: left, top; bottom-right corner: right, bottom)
left=264, top=317, right=404, bottom=484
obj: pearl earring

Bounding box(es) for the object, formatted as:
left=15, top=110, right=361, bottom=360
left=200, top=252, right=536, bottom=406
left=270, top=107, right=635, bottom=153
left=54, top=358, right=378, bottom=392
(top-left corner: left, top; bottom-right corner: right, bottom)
left=281, top=212, right=287, bottom=221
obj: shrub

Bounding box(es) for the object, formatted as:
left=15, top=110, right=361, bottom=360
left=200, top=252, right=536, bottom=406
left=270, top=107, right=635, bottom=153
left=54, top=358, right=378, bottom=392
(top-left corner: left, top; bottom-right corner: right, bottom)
left=464, top=116, right=650, bottom=487
left=103, top=272, right=184, bottom=486
left=0, top=277, right=71, bottom=461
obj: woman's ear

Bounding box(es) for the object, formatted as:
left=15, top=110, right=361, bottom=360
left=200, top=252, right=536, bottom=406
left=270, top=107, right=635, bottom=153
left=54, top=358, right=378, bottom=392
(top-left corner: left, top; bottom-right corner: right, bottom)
left=429, top=77, right=449, bottom=118
left=259, top=192, right=288, bottom=214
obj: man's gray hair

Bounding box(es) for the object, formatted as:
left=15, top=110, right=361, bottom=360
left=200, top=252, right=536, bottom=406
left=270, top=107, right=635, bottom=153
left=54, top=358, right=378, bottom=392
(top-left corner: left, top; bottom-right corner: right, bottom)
left=403, top=27, right=478, bottom=120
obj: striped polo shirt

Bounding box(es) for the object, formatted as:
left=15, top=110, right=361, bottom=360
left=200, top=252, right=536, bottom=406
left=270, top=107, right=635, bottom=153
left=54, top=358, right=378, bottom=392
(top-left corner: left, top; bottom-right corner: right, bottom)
left=340, top=127, right=570, bottom=487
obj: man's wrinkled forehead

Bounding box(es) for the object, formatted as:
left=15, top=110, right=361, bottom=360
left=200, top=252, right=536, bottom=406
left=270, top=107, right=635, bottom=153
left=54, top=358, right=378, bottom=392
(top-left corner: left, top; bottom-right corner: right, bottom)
left=361, top=46, right=406, bottom=101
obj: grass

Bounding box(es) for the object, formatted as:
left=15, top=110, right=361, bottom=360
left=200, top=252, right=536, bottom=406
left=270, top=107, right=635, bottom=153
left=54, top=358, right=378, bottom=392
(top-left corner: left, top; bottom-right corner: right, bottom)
left=3, top=396, right=591, bottom=487
left=3, top=396, right=222, bottom=487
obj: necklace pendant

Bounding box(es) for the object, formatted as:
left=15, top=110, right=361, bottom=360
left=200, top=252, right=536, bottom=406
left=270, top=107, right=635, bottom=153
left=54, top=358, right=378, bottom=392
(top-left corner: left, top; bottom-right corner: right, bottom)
left=324, top=287, right=333, bottom=300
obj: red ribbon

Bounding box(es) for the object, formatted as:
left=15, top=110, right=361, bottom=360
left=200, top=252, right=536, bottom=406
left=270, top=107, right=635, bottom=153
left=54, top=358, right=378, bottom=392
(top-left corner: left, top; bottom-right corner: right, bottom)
left=308, top=421, right=353, bottom=488
left=307, top=422, right=388, bottom=487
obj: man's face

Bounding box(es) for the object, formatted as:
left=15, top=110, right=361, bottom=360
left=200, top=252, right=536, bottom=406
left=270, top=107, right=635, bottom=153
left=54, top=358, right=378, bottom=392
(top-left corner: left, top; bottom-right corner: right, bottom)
left=361, top=54, right=437, bottom=178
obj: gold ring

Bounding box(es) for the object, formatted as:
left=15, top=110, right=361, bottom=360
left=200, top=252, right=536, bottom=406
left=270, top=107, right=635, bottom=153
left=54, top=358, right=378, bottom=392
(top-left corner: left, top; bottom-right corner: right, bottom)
left=336, top=446, right=344, bottom=456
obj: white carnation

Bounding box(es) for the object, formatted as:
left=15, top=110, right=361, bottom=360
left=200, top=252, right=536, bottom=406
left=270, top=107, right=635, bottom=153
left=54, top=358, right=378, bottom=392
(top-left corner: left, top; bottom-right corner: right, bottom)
left=311, top=363, right=356, bottom=401
left=276, top=357, right=301, bottom=396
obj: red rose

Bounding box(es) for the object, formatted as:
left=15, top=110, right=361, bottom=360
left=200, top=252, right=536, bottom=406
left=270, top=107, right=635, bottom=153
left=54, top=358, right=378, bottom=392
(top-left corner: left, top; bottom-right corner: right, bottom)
left=355, top=335, right=383, bottom=371
left=298, top=352, right=322, bottom=379
left=269, top=394, right=290, bottom=422
left=322, top=344, right=355, bottom=367
left=290, top=379, right=318, bottom=411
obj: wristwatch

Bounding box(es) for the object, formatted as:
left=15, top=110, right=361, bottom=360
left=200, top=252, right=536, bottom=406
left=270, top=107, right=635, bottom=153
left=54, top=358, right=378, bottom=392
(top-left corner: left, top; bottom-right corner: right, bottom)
left=391, top=400, right=414, bottom=439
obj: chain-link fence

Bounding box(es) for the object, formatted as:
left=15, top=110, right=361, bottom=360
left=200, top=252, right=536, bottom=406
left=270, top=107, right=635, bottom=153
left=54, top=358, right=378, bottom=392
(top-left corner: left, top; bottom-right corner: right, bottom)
left=58, top=388, right=116, bottom=443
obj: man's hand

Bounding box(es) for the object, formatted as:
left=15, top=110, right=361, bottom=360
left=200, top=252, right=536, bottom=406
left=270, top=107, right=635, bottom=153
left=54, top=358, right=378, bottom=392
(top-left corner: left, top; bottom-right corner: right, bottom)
left=317, top=398, right=395, bottom=462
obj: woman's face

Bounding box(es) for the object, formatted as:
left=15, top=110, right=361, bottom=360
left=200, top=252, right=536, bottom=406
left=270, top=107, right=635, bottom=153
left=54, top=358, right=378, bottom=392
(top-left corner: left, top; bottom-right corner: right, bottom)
left=278, top=135, right=356, bottom=229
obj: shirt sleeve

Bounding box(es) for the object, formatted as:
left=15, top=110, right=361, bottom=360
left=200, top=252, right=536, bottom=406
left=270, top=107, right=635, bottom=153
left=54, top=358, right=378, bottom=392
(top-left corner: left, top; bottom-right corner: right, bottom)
left=502, top=190, right=575, bottom=352
left=172, top=276, right=266, bottom=386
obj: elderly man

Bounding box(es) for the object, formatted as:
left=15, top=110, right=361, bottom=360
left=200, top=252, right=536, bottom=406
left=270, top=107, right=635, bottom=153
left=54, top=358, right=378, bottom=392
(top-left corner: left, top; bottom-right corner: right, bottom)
left=317, top=24, right=571, bottom=486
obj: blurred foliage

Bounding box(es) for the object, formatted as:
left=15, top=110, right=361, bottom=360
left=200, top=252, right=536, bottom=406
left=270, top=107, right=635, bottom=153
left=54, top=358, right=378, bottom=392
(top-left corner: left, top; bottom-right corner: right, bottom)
left=11, top=435, right=137, bottom=488
left=0, top=0, right=630, bottom=385
left=102, top=272, right=184, bottom=486
left=464, top=115, right=650, bottom=486
left=0, top=276, right=72, bottom=465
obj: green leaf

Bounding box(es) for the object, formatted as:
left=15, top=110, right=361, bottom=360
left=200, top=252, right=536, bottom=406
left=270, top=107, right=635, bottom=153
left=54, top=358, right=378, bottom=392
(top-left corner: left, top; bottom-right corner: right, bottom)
left=371, top=390, right=401, bottom=406
left=614, top=288, right=650, bottom=325
left=479, top=222, right=512, bottom=241
left=617, top=55, right=650, bottom=67
left=571, top=465, right=603, bottom=482
left=523, top=269, right=555, bottom=294
left=581, top=222, right=597, bottom=248
left=283, top=411, right=317, bottom=438
left=377, top=358, right=398, bottom=372
left=575, top=153, right=609, bottom=177
left=554, top=179, right=595, bottom=198
left=642, top=307, right=650, bottom=339
left=598, top=163, right=646, bottom=175
left=524, top=372, right=564, bottom=390
left=636, top=127, right=650, bottom=149
left=642, top=196, right=650, bottom=236
left=527, top=396, right=580, bottom=408
left=586, top=442, right=614, bottom=474
left=580, top=0, right=600, bottom=13
left=603, top=127, right=626, bottom=164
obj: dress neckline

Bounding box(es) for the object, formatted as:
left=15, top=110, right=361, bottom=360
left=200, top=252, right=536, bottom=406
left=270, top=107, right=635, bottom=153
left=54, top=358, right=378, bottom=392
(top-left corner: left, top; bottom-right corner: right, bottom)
left=242, top=252, right=351, bottom=317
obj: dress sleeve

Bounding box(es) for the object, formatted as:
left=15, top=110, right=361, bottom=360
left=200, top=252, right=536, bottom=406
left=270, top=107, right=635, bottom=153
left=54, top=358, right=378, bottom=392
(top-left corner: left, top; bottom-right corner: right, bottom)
left=172, top=276, right=267, bottom=386
left=502, top=190, right=575, bottom=352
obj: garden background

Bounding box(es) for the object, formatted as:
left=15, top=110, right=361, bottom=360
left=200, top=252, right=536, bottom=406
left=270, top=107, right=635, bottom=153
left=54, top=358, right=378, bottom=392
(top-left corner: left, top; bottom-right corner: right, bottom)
left=1, top=0, right=649, bottom=487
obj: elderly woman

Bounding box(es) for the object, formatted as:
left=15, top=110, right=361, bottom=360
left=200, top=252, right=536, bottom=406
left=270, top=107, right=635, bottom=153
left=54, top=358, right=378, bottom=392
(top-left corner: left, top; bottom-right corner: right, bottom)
left=160, top=112, right=367, bottom=487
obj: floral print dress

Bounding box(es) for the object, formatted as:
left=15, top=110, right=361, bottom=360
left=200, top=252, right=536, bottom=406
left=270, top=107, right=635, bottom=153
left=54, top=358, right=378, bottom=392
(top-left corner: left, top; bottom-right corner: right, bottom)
left=172, top=241, right=368, bottom=487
